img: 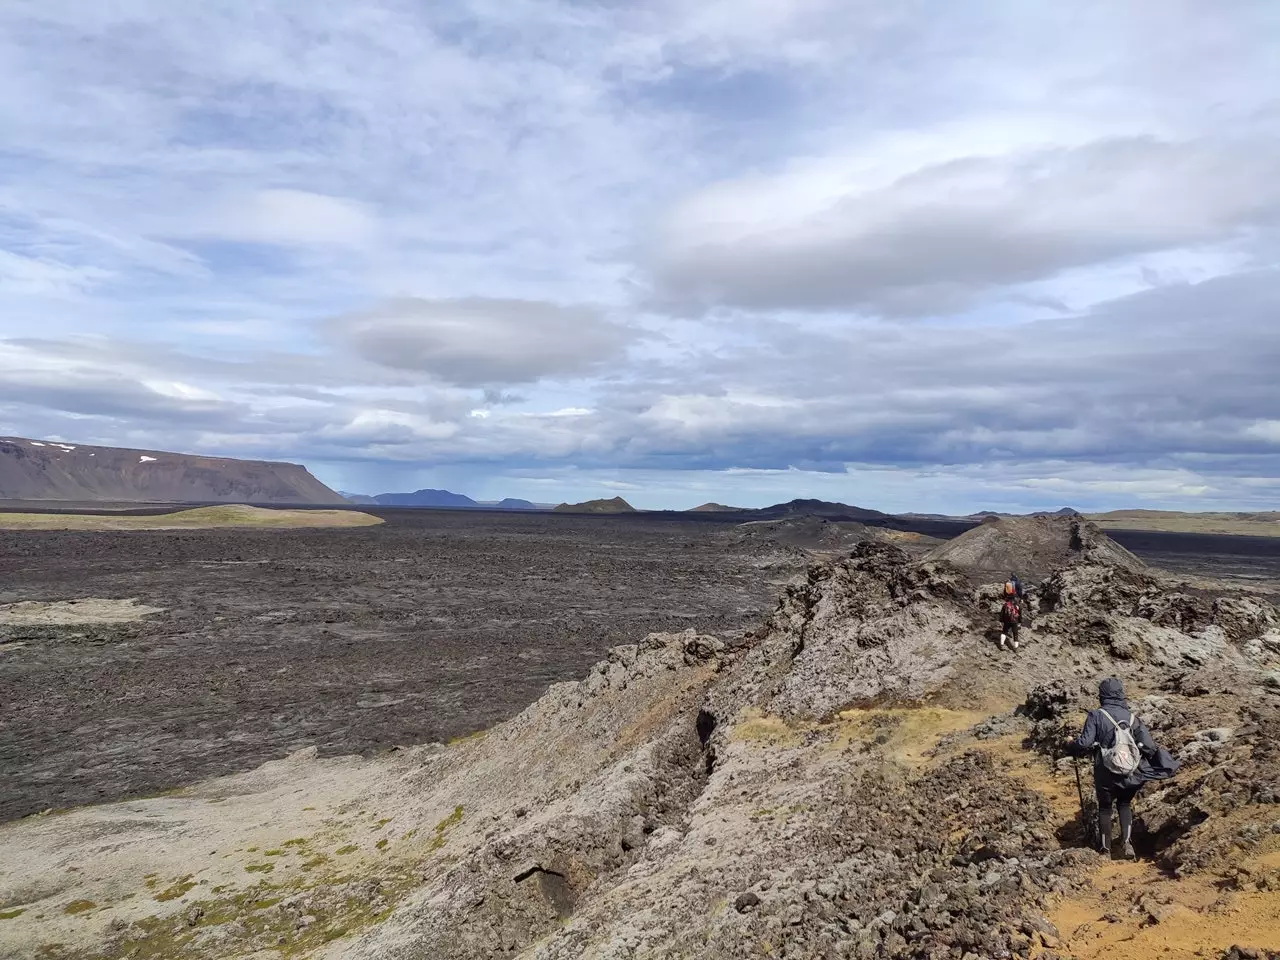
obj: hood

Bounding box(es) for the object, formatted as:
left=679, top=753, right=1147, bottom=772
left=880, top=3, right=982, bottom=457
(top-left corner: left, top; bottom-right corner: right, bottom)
left=1098, top=677, right=1127, bottom=704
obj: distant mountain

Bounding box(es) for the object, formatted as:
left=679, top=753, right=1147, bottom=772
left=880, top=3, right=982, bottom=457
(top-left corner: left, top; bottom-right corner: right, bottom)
left=0, top=436, right=344, bottom=505
left=373, top=489, right=478, bottom=508
left=899, top=507, right=1080, bottom=522
left=553, top=497, right=637, bottom=514
left=751, top=498, right=888, bottom=522
left=688, top=502, right=743, bottom=512
left=346, top=490, right=543, bottom=510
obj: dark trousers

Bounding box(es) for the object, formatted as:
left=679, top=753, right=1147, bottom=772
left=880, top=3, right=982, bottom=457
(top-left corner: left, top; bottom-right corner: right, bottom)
left=1096, top=782, right=1139, bottom=850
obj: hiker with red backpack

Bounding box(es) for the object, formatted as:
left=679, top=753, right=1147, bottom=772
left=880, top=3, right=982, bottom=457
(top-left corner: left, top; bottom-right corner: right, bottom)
left=1065, top=678, right=1177, bottom=859
left=998, top=577, right=1023, bottom=650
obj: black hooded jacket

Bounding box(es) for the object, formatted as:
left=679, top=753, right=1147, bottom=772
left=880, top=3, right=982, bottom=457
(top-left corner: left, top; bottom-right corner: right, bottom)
left=1067, top=678, right=1158, bottom=790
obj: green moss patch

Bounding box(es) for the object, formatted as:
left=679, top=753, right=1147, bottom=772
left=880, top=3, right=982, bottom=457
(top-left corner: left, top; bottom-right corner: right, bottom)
left=0, top=908, right=26, bottom=920
left=244, top=863, right=274, bottom=875
left=429, top=805, right=465, bottom=851
left=63, top=900, right=97, bottom=915
left=153, top=880, right=196, bottom=903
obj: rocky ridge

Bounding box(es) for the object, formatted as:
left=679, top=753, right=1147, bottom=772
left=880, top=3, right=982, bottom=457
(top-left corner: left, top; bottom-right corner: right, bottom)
left=2, top=526, right=1278, bottom=959
left=926, top=515, right=1143, bottom=581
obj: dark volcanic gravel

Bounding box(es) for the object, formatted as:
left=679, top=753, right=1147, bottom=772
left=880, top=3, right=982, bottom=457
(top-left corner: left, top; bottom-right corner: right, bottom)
left=0, top=510, right=789, bottom=821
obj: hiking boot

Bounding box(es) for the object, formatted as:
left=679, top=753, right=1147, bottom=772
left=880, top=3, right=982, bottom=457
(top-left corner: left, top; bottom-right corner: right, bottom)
left=998, top=634, right=1007, bottom=650
left=1121, top=841, right=1137, bottom=861
left=1011, top=639, right=1020, bottom=651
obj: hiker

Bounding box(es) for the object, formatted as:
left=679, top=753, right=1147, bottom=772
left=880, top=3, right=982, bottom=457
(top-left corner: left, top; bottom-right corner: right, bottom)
left=1065, top=678, right=1160, bottom=860
left=998, top=590, right=1022, bottom=650
left=1006, top=574, right=1025, bottom=600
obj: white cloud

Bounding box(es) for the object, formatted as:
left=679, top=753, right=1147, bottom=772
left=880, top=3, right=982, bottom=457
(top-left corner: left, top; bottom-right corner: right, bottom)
left=0, top=250, right=114, bottom=297
left=647, top=137, right=1280, bottom=314
left=328, top=298, right=638, bottom=386
left=1244, top=420, right=1280, bottom=444
left=196, top=189, right=378, bottom=248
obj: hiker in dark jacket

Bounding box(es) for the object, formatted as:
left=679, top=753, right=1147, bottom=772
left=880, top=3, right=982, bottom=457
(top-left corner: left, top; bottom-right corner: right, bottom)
left=998, top=594, right=1022, bottom=651
left=1066, top=677, right=1158, bottom=859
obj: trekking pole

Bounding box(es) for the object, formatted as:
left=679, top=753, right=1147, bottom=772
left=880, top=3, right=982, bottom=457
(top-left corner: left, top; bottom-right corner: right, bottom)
left=1071, top=755, right=1095, bottom=847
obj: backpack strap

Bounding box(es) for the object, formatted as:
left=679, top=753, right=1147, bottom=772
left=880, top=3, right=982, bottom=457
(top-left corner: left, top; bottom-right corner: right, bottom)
left=1099, top=709, right=1133, bottom=730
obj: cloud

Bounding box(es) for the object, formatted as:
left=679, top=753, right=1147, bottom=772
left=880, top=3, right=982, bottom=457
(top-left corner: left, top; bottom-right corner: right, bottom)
left=598, top=270, right=1280, bottom=468
left=194, top=189, right=378, bottom=247
left=0, top=250, right=114, bottom=297
left=646, top=137, right=1280, bottom=315
left=327, top=298, right=639, bottom=386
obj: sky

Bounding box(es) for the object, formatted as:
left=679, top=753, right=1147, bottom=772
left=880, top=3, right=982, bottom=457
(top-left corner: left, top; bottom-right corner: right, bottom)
left=2, top=1, right=1279, bottom=513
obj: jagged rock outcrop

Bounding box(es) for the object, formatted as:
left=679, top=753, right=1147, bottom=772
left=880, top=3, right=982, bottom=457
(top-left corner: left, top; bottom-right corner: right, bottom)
left=713, top=543, right=973, bottom=720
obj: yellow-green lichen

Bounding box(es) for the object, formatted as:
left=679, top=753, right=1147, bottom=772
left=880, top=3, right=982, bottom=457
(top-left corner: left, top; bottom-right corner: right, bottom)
left=0, top=908, right=26, bottom=920
left=153, top=880, right=196, bottom=903
left=429, top=806, right=465, bottom=851
left=244, top=863, right=274, bottom=874
left=63, top=900, right=97, bottom=915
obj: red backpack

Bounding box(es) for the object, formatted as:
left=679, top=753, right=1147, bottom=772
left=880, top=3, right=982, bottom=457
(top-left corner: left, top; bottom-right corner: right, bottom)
left=1002, top=599, right=1020, bottom=623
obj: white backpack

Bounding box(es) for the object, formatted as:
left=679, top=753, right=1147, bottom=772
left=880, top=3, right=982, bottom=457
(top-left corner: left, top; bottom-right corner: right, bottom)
left=1099, top=709, right=1141, bottom=775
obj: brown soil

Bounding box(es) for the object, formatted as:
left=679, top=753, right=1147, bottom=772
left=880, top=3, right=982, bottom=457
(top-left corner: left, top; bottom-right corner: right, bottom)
left=1048, top=855, right=1280, bottom=959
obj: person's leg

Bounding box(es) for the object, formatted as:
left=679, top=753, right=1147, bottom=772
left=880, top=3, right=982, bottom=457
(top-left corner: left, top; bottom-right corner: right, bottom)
left=1117, top=788, right=1138, bottom=859
left=1010, top=622, right=1021, bottom=650
left=1096, top=785, right=1113, bottom=853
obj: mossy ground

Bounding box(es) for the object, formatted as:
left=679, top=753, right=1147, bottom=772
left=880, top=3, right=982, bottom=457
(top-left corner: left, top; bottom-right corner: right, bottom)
left=0, top=505, right=382, bottom=531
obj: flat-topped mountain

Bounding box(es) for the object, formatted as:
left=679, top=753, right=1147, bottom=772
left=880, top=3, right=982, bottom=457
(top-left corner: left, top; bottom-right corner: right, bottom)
left=372, top=489, right=478, bottom=508
left=553, top=496, right=636, bottom=513
left=0, top=436, right=343, bottom=504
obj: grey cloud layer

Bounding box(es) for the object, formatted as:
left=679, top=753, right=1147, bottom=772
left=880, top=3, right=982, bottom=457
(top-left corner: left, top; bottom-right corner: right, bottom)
left=4, top=272, right=1277, bottom=492
left=328, top=298, right=638, bottom=387
left=648, top=138, right=1280, bottom=315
